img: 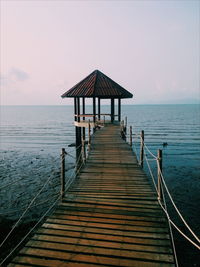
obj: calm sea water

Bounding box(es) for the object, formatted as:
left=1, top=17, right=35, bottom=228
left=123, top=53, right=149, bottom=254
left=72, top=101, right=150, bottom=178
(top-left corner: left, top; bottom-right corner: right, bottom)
left=0, top=104, right=200, bottom=265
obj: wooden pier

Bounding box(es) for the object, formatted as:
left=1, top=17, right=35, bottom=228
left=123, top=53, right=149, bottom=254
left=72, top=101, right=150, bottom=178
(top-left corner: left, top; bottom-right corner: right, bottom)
left=8, top=124, right=175, bottom=266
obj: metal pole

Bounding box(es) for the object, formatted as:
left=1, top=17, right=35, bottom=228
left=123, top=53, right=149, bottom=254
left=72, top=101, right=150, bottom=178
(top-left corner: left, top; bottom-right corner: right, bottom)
left=140, top=130, right=144, bottom=168
left=157, top=149, right=163, bottom=201
left=61, top=148, right=66, bottom=200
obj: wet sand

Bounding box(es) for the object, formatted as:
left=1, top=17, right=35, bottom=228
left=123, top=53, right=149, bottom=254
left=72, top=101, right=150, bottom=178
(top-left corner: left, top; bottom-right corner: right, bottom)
left=0, top=150, right=199, bottom=266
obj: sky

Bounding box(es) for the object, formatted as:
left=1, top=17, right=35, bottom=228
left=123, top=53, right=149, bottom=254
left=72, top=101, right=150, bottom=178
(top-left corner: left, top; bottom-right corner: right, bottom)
left=0, top=0, right=199, bottom=105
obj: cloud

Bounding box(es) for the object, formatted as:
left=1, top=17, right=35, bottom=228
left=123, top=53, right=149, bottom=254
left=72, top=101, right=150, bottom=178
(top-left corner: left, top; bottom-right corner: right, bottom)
left=0, top=67, right=30, bottom=88
left=9, top=67, right=29, bottom=81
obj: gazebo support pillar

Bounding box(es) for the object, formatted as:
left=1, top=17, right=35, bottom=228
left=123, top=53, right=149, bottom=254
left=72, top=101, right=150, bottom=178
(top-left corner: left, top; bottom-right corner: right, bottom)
left=82, top=97, right=85, bottom=140
left=76, top=97, right=82, bottom=162
left=118, top=98, right=121, bottom=122
left=98, top=98, right=101, bottom=120
left=111, top=98, right=114, bottom=123
left=93, top=97, right=96, bottom=133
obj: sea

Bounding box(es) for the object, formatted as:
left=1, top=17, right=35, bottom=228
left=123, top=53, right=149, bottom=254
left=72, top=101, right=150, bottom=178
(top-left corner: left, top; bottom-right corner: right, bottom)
left=0, top=104, right=200, bottom=266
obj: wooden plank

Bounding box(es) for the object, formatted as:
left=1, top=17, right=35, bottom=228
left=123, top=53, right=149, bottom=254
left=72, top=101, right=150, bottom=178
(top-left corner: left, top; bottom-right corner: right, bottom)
left=32, top=233, right=172, bottom=253
left=25, top=239, right=174, bottom=263
left=8, top=124, right=175, bottom=266
left=15, top=247, right=175, bottom=267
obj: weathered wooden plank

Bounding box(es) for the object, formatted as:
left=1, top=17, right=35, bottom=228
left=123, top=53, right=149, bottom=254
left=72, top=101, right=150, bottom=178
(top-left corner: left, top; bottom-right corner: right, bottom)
left=41, top=222, right=170, bottom=239
left=45, top=218, right=168, bottom=233
left=32, top=233, right=172, bottom=253
left=36, top=227, right=172, bottom=246
left=25, top=239, right=174, bottom=263
left=8, top=124, right=175, bottom=266
left=50, top=214, right=167, bottom=227
left=15, top=247, right=175, bottom=267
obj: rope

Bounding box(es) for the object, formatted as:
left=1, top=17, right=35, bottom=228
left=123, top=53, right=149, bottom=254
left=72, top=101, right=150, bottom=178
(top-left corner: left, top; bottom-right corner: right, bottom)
left=161, top=182, right=179, bottom=266
left=133, top=142, right=139, bottom=162
left=0, top=194, right=61, bottom=266
left=0, top=192, right=60, bottom=215
left=157, top=161, right=200, bottom=244
left=143, top=148, right=200, bottom=250
left=67, top=153, right=76, bottom=160
left=144, top=155, right=158, bottom=194
left=143, top=141, right=157, bottom=159
left=0, top=173, right=55, bottom=249
left=158, top=198, right=200, bottom=250
left=0, top=176, right=26, bottom=190
left=0, top=145, right=85, bottom=264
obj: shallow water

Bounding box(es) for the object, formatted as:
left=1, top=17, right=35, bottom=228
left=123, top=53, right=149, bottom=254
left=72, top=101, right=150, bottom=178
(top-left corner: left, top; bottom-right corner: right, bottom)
left=0, top=104, right=200, bottom=266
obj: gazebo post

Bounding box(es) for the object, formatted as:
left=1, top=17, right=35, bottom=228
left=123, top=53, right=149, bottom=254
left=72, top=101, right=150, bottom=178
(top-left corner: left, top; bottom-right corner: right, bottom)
left=111, top=98, right=114, bottom=123
left=118, top=98, right=121, bottom=122
left=98, top=98, right=101, bottom=121
left=82, top=97, right=85, bottom=140
left=76, top=97, right=82, bottom=162
left=74, top=97, right=78, bottom=149
left=82, top=97, right=86, bottom=161
left=93, top=97, right=96, bottom=133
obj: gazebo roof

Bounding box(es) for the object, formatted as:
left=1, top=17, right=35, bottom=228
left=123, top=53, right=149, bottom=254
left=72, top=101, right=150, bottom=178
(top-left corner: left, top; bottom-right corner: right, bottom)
left=61, top=70, right=133, bottom=99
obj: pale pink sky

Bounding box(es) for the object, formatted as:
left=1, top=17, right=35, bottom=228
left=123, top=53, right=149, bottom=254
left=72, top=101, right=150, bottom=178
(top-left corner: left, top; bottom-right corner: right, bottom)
left=0, top=0, right=199, bottom=105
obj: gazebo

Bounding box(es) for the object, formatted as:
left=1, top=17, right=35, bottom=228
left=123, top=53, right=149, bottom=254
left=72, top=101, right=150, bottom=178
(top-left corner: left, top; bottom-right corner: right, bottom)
left=61, top=69, right=133, bottom=154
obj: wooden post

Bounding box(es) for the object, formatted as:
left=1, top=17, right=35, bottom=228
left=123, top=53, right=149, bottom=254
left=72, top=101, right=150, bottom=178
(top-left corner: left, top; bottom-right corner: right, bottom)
left=118, top=98, right=121, bottom=122
left=124, top=117, right=127, bottom=142
left=88, top=120, right=91, bottom=152
left=140, top=130, right=144, bottom=168
left=121, top=120, right=125, bottom=140
left=157, top=149, right=163, bottom=201
left=82, top=137, right=86, bottom=164
left=130, top=126, right=132, bottom=147
left=61, top=148, right=66, bottom=200
left=76, top=97, right=82, bottom=163
left=111, top=98, right=114, bottom=123
left=82, top=97, right=85, bottom=141
left=125, top=116, right=127, bottom=134
left=93, top=97, right=96, bottom=133
left=104, top=115, right=105, bottom=126
left=98, top=98, right=101, bottom=121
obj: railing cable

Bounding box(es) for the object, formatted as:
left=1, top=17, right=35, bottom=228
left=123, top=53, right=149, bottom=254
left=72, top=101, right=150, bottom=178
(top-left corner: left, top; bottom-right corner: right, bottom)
left=0, top=173, right=55, bottom=249
left=157, top=162, right=200, bottom=244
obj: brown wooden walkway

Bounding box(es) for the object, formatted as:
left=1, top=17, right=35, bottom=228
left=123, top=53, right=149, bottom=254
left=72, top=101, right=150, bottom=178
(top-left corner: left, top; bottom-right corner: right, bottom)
left=9, top=124, right=175, bottom=267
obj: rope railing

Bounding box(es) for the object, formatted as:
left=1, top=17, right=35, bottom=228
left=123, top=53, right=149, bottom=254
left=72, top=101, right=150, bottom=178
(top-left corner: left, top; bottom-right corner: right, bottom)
left=0, top=169, right=57, bottom=249
left=0, top=139, right=88, bottom=264
left=157, top=162, right=200, bottom=244
left=0, top=193, right=61, bottom=266
left=0, top=194, right=60, bottom=216
left=121, top=118, right=200, bottom=256
left=0, top=119, right=99, bottom=264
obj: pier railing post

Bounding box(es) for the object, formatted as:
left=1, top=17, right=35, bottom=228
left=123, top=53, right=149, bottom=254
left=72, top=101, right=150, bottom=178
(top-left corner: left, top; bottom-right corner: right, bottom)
left=120, top=120, right=125, bottom=140
left=140, top=130, right=144, bottom=168
left=61, top=148, right=66, bottom=200
left=130, top=126, right=132, bottom=147
left=124, top=117, right=127, bottom=141
left=88, top=120, right=91, bottom=152
left=82, top=137, right=86, bottom=164
left=157, top=149, right=163, bottom=201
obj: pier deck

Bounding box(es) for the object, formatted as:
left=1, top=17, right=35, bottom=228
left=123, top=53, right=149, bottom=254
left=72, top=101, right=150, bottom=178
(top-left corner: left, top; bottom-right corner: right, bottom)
left=9, top=124, right=175, bottom=266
